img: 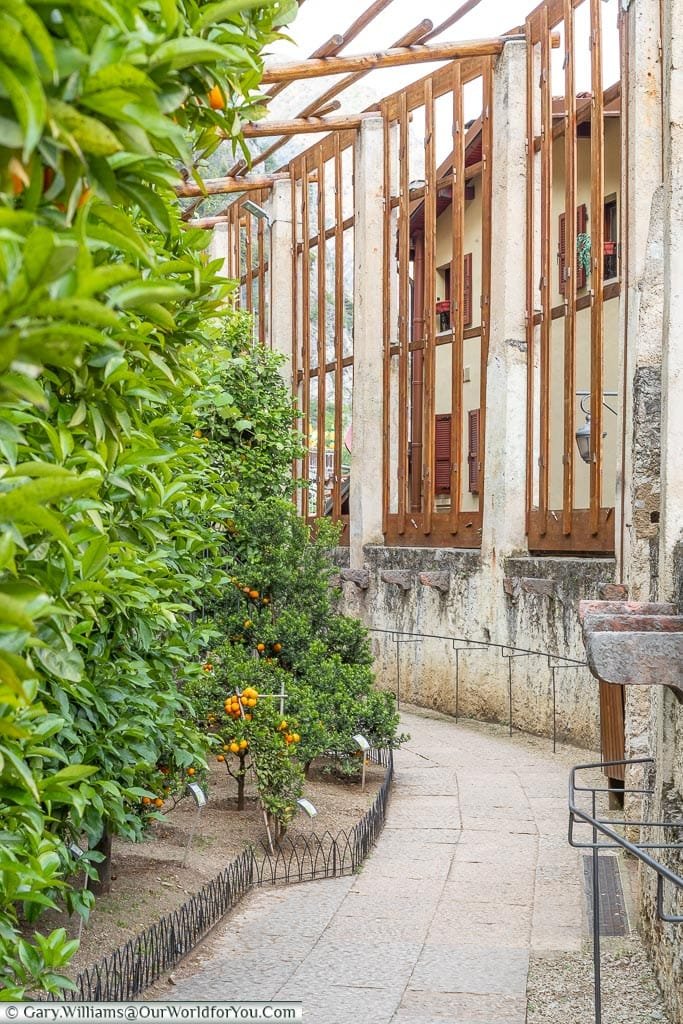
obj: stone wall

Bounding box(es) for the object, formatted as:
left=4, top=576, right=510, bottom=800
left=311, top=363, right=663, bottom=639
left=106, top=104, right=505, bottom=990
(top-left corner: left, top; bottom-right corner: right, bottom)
left=334, top=546, right=614, bottom=751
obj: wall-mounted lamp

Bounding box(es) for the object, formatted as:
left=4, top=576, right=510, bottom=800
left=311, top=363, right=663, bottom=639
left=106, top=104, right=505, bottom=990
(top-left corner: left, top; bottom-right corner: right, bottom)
left=575, top=391, right=618, bottom=464
left=241, top=199, right=269, bottom=222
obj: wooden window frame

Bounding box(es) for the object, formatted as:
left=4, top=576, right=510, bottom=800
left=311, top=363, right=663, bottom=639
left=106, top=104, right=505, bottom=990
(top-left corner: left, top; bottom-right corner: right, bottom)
left=525, top=0, right=617, bottom=556
left=382, top=57, right=491, bottom=548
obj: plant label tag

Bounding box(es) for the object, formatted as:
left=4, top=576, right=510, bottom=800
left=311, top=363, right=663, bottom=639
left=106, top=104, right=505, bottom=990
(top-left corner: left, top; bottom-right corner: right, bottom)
left=187, top=783, right=207, bottom=807
left=353, top=733, right=370, bottom=751
left=297, top=798, right=318, bottom=818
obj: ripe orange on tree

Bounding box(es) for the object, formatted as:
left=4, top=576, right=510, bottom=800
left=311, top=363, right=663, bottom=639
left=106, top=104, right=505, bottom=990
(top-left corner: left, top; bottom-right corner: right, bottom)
left=256, top=643, right=265, bottom=653
left=154, top=798, right=164, bottom=808
left=208, top=85, right=225, bottom=110
left=187, top=767, right=196, bottom=776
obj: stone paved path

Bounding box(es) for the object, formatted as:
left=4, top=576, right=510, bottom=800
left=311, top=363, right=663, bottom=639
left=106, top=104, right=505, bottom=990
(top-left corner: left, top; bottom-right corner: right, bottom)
left=159, top=709, right=588, bottom=1022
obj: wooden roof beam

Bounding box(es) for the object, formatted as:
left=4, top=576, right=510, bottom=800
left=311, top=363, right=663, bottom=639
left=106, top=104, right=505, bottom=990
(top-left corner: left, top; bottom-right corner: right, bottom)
left=300, top=18, right=433, bottom=118
left=261, top=37, right=516, bottom=84
left=176, top=174, right=288, bottom=198
left=236, top=18, right=433, bottom=177
left=237, top=113, right=372, bottom=138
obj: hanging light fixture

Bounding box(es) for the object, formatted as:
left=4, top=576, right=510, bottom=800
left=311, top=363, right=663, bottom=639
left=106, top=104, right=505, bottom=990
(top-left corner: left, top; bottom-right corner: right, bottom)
left=576, top=415, right=592, bottom=464
left=575, top=392, right=618, bottom=463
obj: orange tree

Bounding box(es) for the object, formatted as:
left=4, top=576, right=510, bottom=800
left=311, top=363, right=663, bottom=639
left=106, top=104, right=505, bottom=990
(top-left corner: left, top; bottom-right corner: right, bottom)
left=193, top=500, right=404, bottom=791
left=0, top=0, right=297, bottom=997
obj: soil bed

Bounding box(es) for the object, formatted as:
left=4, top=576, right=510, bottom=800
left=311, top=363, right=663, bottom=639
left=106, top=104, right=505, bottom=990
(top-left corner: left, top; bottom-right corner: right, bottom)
left=36, top=757, right=383, bottom=982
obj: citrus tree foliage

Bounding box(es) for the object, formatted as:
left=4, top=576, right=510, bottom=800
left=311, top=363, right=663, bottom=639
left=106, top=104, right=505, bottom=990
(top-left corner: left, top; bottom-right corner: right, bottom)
left=188, top=500, right=404, bottom=816
left=0, top=0, right=296, bottom=997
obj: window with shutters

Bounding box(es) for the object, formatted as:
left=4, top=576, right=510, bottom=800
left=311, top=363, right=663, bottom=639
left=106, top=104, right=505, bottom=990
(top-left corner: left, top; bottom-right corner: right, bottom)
left=468, top=409, right=480, bottom=494
left=435, top=414, right=451, bottom=494
left=558, top=204, right=588, bottom=295
left=604, top=196, right=618, bottom=280
left=463, top=252, right=473, bottom=326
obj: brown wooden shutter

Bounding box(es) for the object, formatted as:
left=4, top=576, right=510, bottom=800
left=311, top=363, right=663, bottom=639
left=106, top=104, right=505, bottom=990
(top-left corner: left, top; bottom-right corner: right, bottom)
left=560, top=205, right=589, bottom=295
left=468, top=408, right=480, bottom=494
left=463, top=252, right=473, bottom=327
left=435, top=414, right=451, bottom=494
left=576, top=203, right=588, bottom=289
left=558, top=212, right=567, bottom=295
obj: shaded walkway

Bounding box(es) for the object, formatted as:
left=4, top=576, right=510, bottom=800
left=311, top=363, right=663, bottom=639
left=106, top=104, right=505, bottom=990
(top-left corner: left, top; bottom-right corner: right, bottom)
left=161, top=709, right=589, bottom=1022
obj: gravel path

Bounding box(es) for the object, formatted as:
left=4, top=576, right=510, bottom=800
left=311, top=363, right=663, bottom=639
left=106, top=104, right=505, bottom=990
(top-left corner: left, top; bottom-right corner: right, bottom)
left=148, top=707, right=670, bottom=1023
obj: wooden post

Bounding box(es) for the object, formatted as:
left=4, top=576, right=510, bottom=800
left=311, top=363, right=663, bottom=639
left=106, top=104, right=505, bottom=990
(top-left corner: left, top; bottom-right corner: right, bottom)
left=449, top=63, right=465, bottom=535
left=382, top=108, right=392, bottom=536
left=291, top=165, right=301, bottom=510
left=539, top=8, right=553, bottom=534
left=589, top=0, right=605, bottom=535
left=423, top=78, right=436, bottom=536
left=316, top=149, right=327, bottom=517
left=301, top=158, right=311, bottom=521
left=478, top=60, right=494, bottom=521
left=333, top=134, right=344, bottom=522
left=398, top=92, right=409, bottom=534
left=525, top=24, right=536, bottom=536
left=562, top=0, right=578, bottom=536
left=257, top=193, right=266, bottom=345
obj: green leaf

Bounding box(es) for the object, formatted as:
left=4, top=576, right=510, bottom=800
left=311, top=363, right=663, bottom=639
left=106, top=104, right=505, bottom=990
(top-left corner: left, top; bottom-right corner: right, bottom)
left=158, top=0, right=178, bottom=32
left=0, top=59, right=46, bottom=158
left=39, top=764, right=98, bottom=788
left=0, top=593, right=34, bottom=632
left=80, top=536, right=109, bottom=580
left=196, top=0, right=270, bottom=29
left=3, top=746, right=39, bottom=798
left=49, top=100, right=122, bottom=157
left=150, top=37, right=235, bottom=72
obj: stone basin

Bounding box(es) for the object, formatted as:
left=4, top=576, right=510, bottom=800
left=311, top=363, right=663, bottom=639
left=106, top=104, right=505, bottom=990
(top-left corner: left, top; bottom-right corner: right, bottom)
left=578, top=600, right=683, bottom=701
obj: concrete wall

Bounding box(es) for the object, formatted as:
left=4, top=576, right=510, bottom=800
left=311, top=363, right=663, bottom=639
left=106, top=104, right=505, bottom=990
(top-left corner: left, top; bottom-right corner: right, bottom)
left=336, top=546, right=611, bottom=750
left=619, top=3, right=683, bottom=1021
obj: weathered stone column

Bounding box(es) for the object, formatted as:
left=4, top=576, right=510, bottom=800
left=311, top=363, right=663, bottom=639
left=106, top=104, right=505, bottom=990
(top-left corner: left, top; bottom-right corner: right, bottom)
left=350, top=115, right=385, bottom=566
left=659, top=0, right=683, bottom=603
left=617, top=0, right=665, bottom=598
left=265, top=180, right=294, bottom=384
left=481, top=40, right=528, bottom=571
left=208, top=222, right=230, bottom=278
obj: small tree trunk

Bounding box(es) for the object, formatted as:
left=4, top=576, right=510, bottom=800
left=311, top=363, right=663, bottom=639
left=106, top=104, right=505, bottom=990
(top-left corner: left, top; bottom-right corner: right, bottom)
left=237, top=753, right=247, bottom=810
left=90, top=827, right=112, bottom=896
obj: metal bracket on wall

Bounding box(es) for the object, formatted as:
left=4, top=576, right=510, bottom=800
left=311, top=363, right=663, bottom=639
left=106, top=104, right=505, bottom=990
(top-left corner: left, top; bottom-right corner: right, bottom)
left=390, top=632, right=423, bottom=709
left=452, top=640, right=489, bottom=723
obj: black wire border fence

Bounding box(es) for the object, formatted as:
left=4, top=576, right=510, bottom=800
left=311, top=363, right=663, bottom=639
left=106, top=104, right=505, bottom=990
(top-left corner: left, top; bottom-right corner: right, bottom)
left=53, top=747, right=393, bottom=1003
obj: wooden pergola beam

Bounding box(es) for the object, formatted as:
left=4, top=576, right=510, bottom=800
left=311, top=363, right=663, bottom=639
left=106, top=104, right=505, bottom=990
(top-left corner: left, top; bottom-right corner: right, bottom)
left=300, top=18, right=433, bottom=118
left=261, top=37, right=518, bottom=84
left=176, top=174, right=288, bottom=197
left=238, top=113, right=371, bottom=138
left=238, top=18, right=433, bottom=177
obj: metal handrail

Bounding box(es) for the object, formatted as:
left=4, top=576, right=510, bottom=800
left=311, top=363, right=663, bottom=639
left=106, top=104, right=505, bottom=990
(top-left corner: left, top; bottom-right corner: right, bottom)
left=568, top=756, right=683, bottom=1024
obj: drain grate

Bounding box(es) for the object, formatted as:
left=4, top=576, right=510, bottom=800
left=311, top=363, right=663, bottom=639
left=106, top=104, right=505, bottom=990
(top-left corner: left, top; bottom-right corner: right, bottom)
left=583, top=855, right=630, bottom=936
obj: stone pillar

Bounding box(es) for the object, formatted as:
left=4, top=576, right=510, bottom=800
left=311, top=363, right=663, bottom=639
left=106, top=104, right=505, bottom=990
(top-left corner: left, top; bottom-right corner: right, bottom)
left=208, top=222, right=230, bottom=278
left=265, top=180, right=294, bottom=384
left=481, top=40, right=528, bottom=571
left=350, top=116, right=385, bottom=567
left=659, top=0, right=683, bottom=603
left=617, top=0, right=665, bottom=598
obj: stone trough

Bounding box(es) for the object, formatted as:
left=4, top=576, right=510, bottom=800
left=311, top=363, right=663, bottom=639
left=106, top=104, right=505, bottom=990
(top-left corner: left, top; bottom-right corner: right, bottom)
left=578, top=600, right=683, bottom=701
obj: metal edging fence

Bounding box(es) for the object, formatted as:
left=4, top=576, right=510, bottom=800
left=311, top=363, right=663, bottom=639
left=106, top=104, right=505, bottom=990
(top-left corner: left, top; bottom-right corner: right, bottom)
left=51, top=747, right=393, bottom=1003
